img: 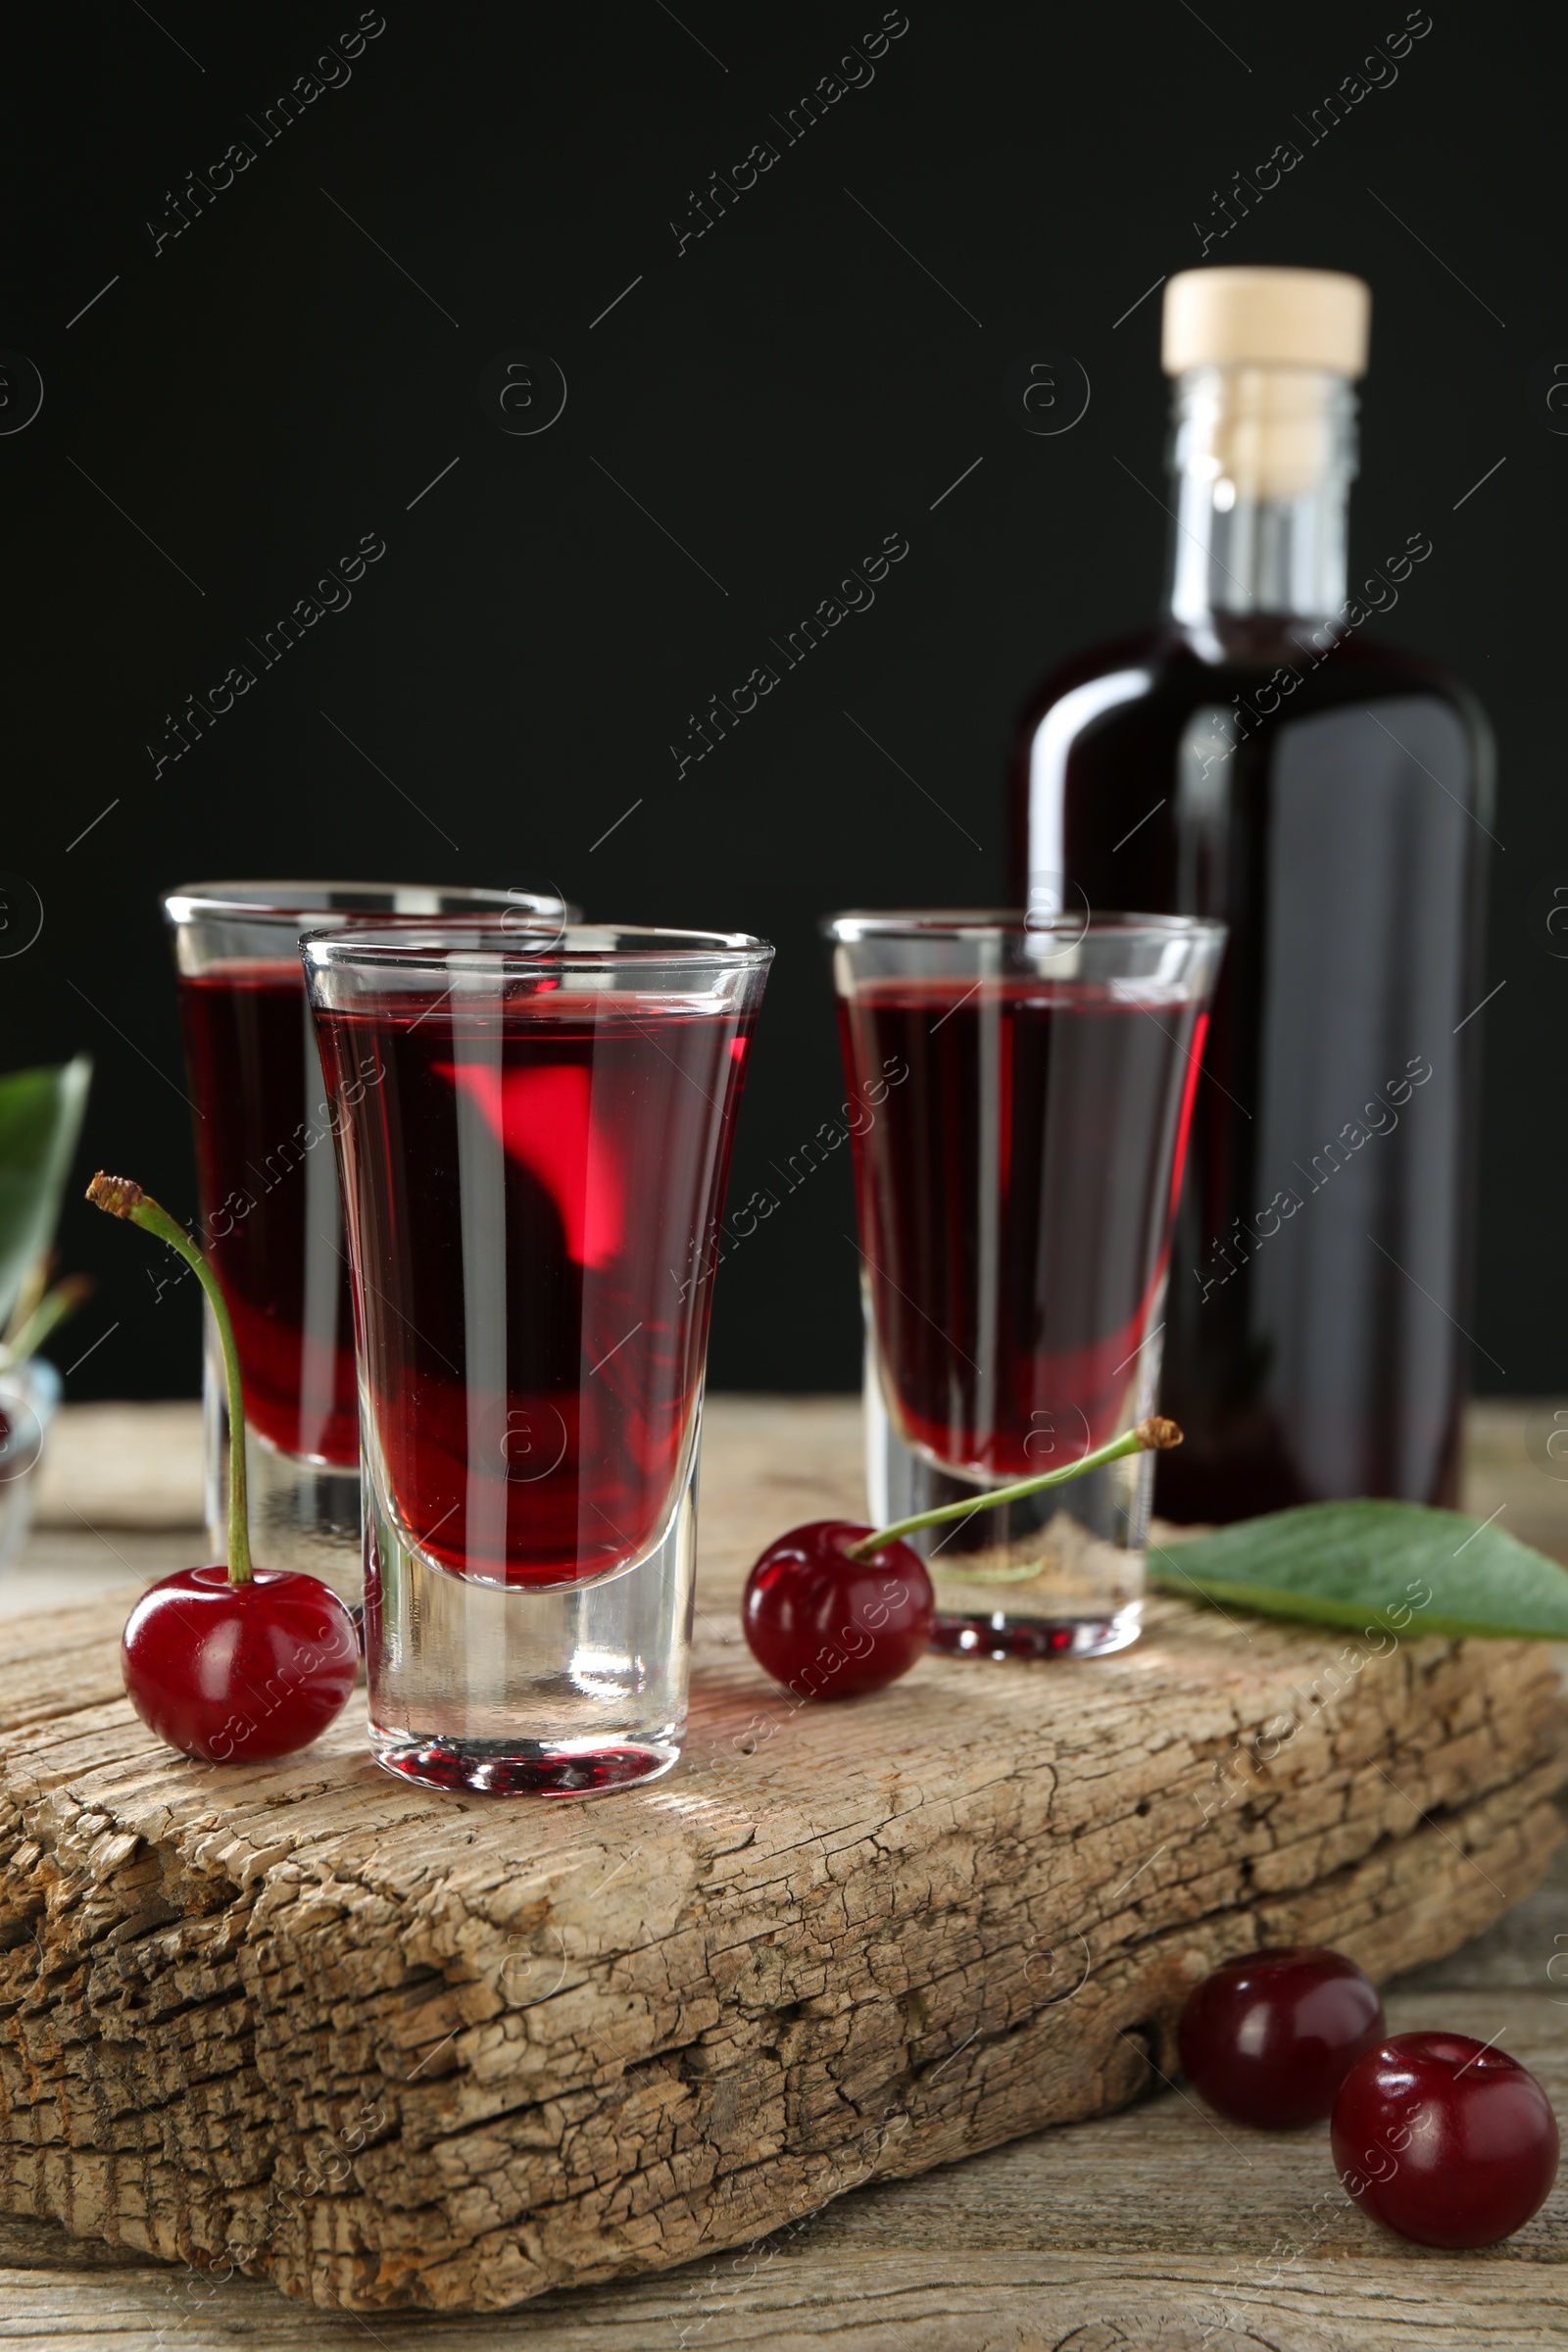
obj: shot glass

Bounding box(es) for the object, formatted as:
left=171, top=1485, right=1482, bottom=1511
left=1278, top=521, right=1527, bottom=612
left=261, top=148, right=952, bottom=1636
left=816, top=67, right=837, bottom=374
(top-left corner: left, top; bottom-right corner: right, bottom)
left=303, top=923, right=772, bottom=1793
left=164, top=882, right=568, bottom=1605
left=825, top=910, right=1225, bottom=1659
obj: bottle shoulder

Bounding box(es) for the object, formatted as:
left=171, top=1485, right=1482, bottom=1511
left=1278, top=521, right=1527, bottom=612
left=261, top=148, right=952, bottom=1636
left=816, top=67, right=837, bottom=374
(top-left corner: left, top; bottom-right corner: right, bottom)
left=1014, top=626, right=1170, bottom=728
left=1005, top=623, right=1496, bottom=887
left=1016, top=623, right=1490, bottom=743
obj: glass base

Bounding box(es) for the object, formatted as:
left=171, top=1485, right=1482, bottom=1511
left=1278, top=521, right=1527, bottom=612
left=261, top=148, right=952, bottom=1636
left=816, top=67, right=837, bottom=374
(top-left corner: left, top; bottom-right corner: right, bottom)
left=929, top=1601, right=1143, bottom=1661
left=204, top=1341, right=363, bottom=1609
left=361, top=1404, right=700, bottom=1796
left=0, top=1358, right=60, bottom=1571
left=864, top=1338, right=1149, bottom=1660
left=369, top=1731, right=681, bottom=1796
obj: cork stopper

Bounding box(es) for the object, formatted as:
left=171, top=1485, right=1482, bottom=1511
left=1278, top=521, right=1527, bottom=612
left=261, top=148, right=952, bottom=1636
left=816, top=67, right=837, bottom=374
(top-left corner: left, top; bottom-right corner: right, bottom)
left=1162, top=268, right=1370, bottom=379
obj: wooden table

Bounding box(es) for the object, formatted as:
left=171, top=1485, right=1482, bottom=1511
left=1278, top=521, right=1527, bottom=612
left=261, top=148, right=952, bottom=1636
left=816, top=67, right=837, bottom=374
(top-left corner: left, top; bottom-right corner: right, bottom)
left=3, top=1396, right=1566, bottom=2350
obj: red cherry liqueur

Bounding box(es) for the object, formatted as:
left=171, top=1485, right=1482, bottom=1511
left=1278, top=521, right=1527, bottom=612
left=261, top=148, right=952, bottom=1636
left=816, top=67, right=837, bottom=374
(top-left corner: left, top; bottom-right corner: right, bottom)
left=313, top=986, right=756, bottom=1587
left=1008, top=268, right=1493, bottom=1520
left=178, top=962, right=359, bottom=1465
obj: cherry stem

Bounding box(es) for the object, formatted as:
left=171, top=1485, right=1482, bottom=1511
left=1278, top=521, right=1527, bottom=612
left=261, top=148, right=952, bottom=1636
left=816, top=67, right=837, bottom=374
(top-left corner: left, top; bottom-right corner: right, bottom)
left=86, top=1174, right=252, bottom=1585
left=844, top=1415, right=1183, bottom=1563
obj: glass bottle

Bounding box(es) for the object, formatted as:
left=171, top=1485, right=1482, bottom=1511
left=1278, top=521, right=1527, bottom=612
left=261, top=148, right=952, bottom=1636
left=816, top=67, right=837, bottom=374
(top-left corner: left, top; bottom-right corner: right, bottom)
left=1007, top=268, right=1494, bottom=1520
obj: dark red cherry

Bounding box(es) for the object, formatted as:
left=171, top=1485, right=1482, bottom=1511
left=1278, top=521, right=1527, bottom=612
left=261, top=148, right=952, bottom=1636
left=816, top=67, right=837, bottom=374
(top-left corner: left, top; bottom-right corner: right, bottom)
left=1332, top=2033, right=1559, bottom=2248
left=742, top=1520, right=934, bottom=1698
left=1178, top=1945, right=1385, bottom=2128
left=122, top=1565, right=360, bottom=1763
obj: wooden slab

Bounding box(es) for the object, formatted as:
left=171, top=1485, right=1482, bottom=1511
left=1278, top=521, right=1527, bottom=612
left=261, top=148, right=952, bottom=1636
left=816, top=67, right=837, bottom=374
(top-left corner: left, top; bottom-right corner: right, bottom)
left=0, top=1399, right=1564, bottom=2318
left=6, top=1964, right=1567, bottom=2350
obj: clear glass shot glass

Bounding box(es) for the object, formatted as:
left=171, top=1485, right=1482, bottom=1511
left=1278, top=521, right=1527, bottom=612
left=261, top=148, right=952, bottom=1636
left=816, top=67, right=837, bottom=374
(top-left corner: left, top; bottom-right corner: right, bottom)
left=825, top=910, right=1225, bottom=1660
left=164, top=882, right=569, bottom=1607
left=303, top=923, right=772, bottom=1794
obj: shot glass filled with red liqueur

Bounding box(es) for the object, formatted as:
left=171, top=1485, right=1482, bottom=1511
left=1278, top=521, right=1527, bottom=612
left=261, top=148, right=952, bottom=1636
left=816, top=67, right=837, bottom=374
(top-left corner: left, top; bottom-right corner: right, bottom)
left=165, top=883, right=567, bottom=1605
left=826, top=910, right=1223, bottom=1658
left=305, top=921, right=771, bottom=1792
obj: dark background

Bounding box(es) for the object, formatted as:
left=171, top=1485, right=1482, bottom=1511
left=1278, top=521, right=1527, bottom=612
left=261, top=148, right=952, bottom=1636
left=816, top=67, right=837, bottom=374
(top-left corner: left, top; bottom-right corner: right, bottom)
left=5, top=2, right=1562, bottom=1401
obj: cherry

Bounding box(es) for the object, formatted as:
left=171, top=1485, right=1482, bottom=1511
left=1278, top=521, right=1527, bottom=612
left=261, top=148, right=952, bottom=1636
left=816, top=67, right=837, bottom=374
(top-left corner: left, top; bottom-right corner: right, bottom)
left=738, top=1420, right=1184, bottom=1700
left=1178, top=1945, right=1385, bottom=2128
left=1332, top=2032, right=1559, bottom=2247
left=88, top=1172, right=360, bottom=1765
left=122, top=1565, right=359, bottom=1762
left=742, top=1521, right=934, bottom=1698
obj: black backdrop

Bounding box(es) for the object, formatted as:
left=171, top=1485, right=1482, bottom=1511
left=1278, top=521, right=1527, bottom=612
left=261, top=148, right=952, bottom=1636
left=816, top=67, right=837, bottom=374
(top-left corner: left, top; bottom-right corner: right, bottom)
left=6, top=2, right=1563, bottom=1400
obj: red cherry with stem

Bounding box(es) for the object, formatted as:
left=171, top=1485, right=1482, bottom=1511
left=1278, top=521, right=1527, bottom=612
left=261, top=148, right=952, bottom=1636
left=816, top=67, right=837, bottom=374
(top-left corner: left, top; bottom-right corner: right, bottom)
left=121, top=1565, right=359, bottom=1762
left=87, top=1174, right=359, bottom=1764
left=742, top=1522, right=933, bottom=1698
left=737, top=1419, right=1185, bottom=1699
left=1178, top=1945, right=1385, bottom=2128
left=1332, top=2032, right=1560, bottom=2248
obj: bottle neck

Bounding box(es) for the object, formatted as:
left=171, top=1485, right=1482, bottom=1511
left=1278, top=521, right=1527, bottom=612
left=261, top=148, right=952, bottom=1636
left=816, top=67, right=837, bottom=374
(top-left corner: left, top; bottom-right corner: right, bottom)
left=1163, top=366, right=1356, bottom=640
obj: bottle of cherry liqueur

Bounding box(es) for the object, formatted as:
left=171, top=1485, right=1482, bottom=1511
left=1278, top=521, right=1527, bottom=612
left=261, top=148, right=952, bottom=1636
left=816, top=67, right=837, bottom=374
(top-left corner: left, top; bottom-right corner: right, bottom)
left=1008, top=268, right=1493, bottom=1521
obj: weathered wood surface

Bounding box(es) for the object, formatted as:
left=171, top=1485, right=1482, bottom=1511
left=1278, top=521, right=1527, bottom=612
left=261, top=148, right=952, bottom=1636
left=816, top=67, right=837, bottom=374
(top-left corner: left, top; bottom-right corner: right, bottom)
left=6, top=1846, right=1567, bottom=2352
left=31, top=1399, right=206, bottom=1531
left=0, top=1398, right=1566, bottom=2345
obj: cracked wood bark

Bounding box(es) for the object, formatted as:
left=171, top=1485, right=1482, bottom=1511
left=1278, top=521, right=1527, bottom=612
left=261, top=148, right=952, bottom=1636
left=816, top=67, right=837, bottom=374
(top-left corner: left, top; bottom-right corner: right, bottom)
left=7, top=1980, right=1567, bottom=2348
left=0, top=1419, right=1564, bottom=2316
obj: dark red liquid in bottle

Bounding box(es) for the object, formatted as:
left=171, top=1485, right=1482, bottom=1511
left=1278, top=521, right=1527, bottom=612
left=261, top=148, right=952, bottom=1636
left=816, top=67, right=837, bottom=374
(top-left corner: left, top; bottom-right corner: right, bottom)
left=1010, top=623, right=1491, bottom=1518
left=313, top=989, right=755, bottom=1586
left=836, top=977, right=1205, bottom=1474
left=177, top=962, right=359, bottom=1465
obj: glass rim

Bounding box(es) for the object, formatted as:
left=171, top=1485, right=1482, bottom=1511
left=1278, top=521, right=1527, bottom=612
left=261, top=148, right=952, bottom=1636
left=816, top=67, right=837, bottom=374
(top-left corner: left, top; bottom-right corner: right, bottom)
left=163, top=880, right=567, bottom=928
left=301, top=920, right=774, bottom=973
left=821, top=907, right=1227, bottom=943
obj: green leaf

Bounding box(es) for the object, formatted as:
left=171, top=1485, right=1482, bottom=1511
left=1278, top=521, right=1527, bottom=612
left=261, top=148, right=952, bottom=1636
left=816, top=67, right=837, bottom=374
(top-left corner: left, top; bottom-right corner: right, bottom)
left=0, top=1057, right=92, bottom=1332
left=1148, top=1498, right=1568, bottom=1642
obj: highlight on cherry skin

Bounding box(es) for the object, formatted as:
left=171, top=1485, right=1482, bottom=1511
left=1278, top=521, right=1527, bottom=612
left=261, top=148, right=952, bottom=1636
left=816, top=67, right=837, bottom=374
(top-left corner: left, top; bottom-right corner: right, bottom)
left=740, top=1418, right=1184, bottom=1700
left=86, top=1172, right=360, bottom=1765
left=1332, top=2032, right=1560, bottom=2249
left=1177, top=1944, right=1387, bottom=2130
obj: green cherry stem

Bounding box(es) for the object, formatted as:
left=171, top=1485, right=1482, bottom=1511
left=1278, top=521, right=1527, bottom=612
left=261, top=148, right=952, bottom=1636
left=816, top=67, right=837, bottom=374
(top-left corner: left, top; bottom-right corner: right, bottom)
left=844, top=1415, right=1184, bottom=1564
left=86, top=1173, right=253, bottom=1586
